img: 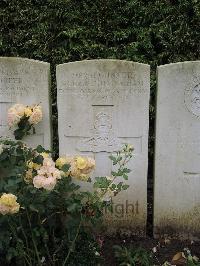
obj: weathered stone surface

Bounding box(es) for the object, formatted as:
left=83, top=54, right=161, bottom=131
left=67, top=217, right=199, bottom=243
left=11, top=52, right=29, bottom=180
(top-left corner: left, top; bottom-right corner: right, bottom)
left=154, top=61, right=200, bottom=239
left=57, top=60, right=150, bottom=235
left=0, top=57, right=52, bottom=149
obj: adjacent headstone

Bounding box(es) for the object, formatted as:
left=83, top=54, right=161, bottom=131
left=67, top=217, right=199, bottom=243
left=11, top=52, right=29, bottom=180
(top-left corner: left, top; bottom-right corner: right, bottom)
left=57, top=60, right=150, bottom=235
left=0, top=57, right=52, bottom=149
left=154, top=61, right=200, bottom=239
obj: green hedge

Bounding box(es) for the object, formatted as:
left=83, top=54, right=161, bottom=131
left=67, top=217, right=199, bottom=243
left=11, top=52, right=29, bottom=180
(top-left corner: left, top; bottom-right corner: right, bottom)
left=0, top=0, right=200, bottom=164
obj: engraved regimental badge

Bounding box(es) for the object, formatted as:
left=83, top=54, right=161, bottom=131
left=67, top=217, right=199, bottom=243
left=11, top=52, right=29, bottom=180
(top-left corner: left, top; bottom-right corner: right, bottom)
left=184, top=83, right=200, bottom=117
left=77, top=112, right=121, bottom=152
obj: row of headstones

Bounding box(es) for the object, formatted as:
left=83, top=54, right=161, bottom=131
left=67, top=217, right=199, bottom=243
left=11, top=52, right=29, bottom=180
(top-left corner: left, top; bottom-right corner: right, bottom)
left=0, top=57, right=200, bottom=239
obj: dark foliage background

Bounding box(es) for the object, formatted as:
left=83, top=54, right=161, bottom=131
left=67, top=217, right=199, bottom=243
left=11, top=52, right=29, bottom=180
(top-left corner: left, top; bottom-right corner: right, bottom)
left=1, top=0, right=200, bottom=232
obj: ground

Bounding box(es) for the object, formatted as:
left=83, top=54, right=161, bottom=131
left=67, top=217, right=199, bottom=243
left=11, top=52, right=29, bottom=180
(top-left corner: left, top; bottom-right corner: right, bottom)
left=102, top=236, right=200, bottom=265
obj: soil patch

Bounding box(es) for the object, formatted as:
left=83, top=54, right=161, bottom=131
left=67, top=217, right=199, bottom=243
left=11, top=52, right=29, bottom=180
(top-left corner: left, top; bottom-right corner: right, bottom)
left=101, top=236, right=200, bottom=265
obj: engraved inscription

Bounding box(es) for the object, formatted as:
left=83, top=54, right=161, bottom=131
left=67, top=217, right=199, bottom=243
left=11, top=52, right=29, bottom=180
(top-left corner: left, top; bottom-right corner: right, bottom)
left=0, top=77, right=22, bottom=84
left=58, top=71, right=146, bottom=97
left=0, top=102, right=13, bottom=126
left=0, top=62, right=46, bottom=99
left=0, top=72, right=40, bottom=97
left=0, top=86, right=40, bottom=97
left=185, top=83, right=200, bottom=117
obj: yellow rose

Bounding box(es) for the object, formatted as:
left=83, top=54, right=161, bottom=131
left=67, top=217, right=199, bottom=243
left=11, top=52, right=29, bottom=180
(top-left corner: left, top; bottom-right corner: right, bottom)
left=9, top=205, right=20, bottom=214
left=87, top=158, right=95, bottom=168
left=27, top=161, right=34, bottom=168
left=33, top=163, right=41, bottom=170
left=0, top=193, right=20, bottom=215
left=29, top=105, right=43, bottom=125
left=40, top=152, right=49, bottom=158
left=27, top=161, right=40, bottom=170
left=124, top=144, right=134, bottom=152
left=56, top=157, right=69, bottom=169
left=70, top=162, right=81, bottom=177
left=76, top=157, right=87, bottom=170
left=0, top=193, right=18, bottom=207
left=24, top=107, right=33, bottom=117
left=13, top=104, right=25, bottom=116
left=24, top=169, right=33, bottom=183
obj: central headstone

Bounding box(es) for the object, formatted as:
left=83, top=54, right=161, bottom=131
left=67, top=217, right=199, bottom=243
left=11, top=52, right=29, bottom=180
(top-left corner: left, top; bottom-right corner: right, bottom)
left=0, top=57, right=52, bottom=149
left=57, top=60, right=150, bottom=234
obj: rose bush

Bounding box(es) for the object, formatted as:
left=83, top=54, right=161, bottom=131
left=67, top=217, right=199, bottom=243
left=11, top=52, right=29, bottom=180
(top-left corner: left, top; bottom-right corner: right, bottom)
left=7, top=104, right=43, bottom=140
left=0, top=139, right=133, bottom=265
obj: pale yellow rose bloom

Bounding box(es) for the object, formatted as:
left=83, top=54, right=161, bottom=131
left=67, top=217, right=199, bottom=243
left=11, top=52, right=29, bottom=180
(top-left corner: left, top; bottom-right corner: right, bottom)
left=10, top=205, right=20, bottom=214
left=27, top=161, right=40, bottom=170
left=33, top=163, right=41, bottom=170
left=13, top=104, right=25, bottom=116
left=124, top=144, right=134, bottom=152
left=87, top=158, right=95, bottom=168
left=0, top=193, right=20, bottom=215
left=76, top=157, right=87, bottom=170
left=24, top=168, right=33, bottom=183
left=0, top=193, right=17, bottom=206
left=29, top=105, right=43, bottom=124
left=70, top=161, right=81, bottom=177
left=40, top=152, right=50, bottom=158
left=24, top=107, right=33, bottom=117
left=56, top=157, right=71, bottom=169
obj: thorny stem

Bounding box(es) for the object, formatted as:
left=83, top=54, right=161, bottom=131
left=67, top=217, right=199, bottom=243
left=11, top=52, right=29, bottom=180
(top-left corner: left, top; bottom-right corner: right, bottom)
left=101, top=149, right=132, bottom=198
left=19, top=215, right=29, bottom=249
left=38, top=213, right=55, bottom=266
left=90, top=149, right=132, bottom=205
left=8, top=217, right=32, bottom=266
left=44, top=242, right=54, bottom=266
left=26, top=208, right=42, bottom=266
left=62, top=216, right=82, bottom=266
left=152, top=253, right=162, bottom=266
left=19, top=215, right=33, bottom=265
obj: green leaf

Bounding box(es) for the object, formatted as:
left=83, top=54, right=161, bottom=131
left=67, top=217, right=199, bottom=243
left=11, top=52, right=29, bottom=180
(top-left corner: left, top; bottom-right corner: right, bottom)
left=111, top=184, right=116, bottom=190
left=122, top=184, right=129, bottom=190
left=36, top=145, right=46, bottom=153
left=111, top=171, right=118, bottom=176
left=109, top=155, right=116, bottom=161
left=123, top=174, right=128, bottom=180
left=18, top=116, right=29, bottom=129
left=109, top=155, right=118, bottom=165
left=33, top=155, right=43, bottom=164
left=14, top=129, right=24, bottom=140
left=61, top=163, right=70, bottom=172
left=123, top=168, right=131, bottom=174
left=0, top=151, right=8, bottom=161
left=117, top=182, right=123, bottom=190
left=94, top=177, right=110, bottom=189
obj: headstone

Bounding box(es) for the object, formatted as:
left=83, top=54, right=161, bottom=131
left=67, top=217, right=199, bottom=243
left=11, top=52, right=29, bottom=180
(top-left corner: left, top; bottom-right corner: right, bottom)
left=57, top=60, right=150, bottom=235
left=0, top=57, right=52, bottom=149
left=154, top=61, right=200, bottom=239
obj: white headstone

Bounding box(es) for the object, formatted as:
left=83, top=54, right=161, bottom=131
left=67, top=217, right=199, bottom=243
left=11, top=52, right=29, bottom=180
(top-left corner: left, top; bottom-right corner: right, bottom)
left=57, top=60, right=150, bottom=235
left=0, top=57, right=52, bottom=149
left=154, top=61, right=200, bottom=239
